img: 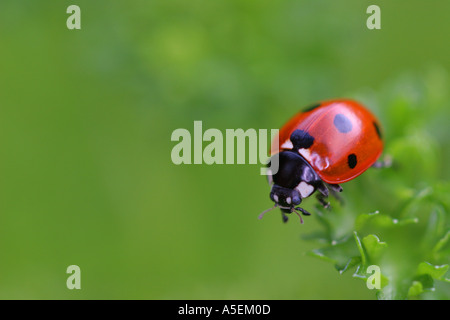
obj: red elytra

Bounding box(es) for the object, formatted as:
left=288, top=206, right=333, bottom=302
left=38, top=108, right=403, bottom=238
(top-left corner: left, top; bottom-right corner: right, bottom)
left=271, top=99, right=383, bottom=184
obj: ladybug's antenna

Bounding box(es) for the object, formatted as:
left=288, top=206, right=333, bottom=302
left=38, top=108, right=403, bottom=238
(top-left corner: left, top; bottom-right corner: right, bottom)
left=258, top=204, right=278, bottom=220
left=293, top=210, right=304, bottom=224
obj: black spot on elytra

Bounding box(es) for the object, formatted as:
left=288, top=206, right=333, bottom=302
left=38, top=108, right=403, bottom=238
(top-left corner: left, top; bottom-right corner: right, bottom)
left=333, top=114, right=353, bottom=133
left=373, top=121, right=382, bottom=140
left=348, top=153, right=357, bottom=169
left=290, top=129, right=314, bottom=149
left=303, top=103, right=321, bottom=112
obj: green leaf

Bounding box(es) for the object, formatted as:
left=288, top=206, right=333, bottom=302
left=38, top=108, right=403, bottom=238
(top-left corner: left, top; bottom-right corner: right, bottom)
left=352, top=232, right=389, bottom=288
left=354, top=211, right=380, bottom=230
left=407, top=281, right=424, bottom=297
left=353, top=232, right=366, bottom=266
left=353, top=232, right=388, bottom=266
left=422, top=204, right=447, bottom=254
left=407, top=262, right=450, bottom=298
left=416, top=262, right=449, bottom=280
left=362, top=234, right=388, bottom=263
left=339, top=257, right=361, bottom=275
left=307, top=235, right=361, bottom=274
left=432, top=230, right=450, bottom=255
left=355, top=211, right=418, bottom=230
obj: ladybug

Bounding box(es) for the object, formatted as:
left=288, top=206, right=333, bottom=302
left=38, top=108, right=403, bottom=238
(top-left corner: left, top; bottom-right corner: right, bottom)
left=259, top=99, right=385, bottom=224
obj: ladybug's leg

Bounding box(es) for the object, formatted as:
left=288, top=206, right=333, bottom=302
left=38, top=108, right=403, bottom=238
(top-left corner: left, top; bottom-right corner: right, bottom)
left=292, top=207, right=313, bottom=224
left=327, top=183, right=344, bottom=205
left=317, top=182, right=329, bottom=197
left=327, top=183, right=342, bottom=193
left=371, top=155, right=393, bottom=169
left=315, top=182, right=331, bottom=209
left=294, top=206, right=311, bottom=216
left=316, top=193, right=330, bottom=209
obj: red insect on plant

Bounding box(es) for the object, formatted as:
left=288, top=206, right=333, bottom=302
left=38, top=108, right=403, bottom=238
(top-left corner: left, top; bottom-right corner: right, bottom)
left=260, top=99, right=388, bottom=223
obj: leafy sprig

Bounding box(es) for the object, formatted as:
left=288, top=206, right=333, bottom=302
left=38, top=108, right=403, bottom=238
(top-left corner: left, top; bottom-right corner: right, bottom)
left=305, top=69, right=450, bottom=299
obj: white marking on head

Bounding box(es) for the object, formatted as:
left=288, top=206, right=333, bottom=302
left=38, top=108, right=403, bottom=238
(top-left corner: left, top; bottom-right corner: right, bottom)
left=286, top=197, right=291, bottom=204
left=296, top=182, right=314, bottom=198
left=273, top=194, right=279, bottom=202
left=298, top=148, right=311, bottom=161
left=281, top=140, right=294, bottom=149
left=298, top=148, right=330, bottom=171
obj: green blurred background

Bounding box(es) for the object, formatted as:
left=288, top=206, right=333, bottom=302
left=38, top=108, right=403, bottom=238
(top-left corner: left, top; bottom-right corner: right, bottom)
left=0, top=1, right=449, bottom=299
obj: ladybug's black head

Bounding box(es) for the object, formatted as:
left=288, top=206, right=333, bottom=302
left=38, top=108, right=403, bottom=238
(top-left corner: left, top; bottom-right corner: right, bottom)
left=269, top=151, right=313, bottom=206
left=270, top=185, right=302, bottom=209
left=260, top=150, right=320, bottom=223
